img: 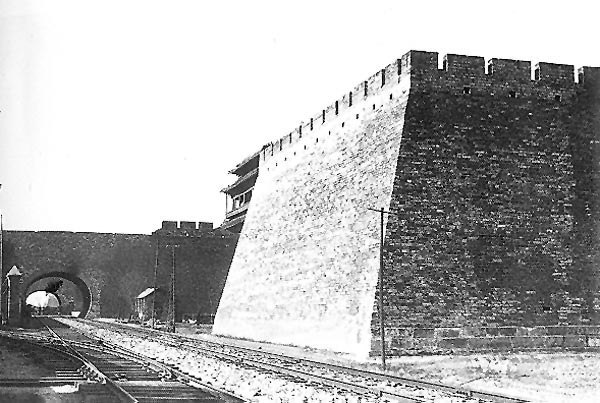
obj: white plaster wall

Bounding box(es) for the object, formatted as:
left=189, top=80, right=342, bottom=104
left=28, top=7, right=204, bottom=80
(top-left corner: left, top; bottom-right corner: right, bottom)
left=214, top=75, right=410, bottom=357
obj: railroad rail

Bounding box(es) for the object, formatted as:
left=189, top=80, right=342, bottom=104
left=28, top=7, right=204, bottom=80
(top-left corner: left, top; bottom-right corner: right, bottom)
left=0, top=317, right=248, bottom=403
left=0, top=333, right=88, bottom=387
left=69, top=318, right=530, bottom=403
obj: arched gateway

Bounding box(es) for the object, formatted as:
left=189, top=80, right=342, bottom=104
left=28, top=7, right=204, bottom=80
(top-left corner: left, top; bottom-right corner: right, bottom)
left=23, top=271, right=93, bottom=318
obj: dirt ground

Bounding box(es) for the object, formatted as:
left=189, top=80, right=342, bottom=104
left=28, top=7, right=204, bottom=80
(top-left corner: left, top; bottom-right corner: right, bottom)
left=382, top=353, right=600, bottom=403
left=0, top=386, right=81, bottom=403
left=0, top=339, right=54, bottom=379
left=0, top=337, right=81, bottom=402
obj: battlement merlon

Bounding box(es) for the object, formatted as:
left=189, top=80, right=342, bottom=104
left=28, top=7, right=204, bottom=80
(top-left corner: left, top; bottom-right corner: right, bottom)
left=487, top=58, right=532, bottom=82
left=579, top=66, right=600, bottom=91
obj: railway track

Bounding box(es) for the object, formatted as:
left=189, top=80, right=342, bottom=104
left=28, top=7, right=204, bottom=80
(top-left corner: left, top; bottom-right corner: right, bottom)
left=65, top=318, right=530, bottom=403
left=0, top=317, right=248, bottom=403
left=0, top=334, right=88, bottom=387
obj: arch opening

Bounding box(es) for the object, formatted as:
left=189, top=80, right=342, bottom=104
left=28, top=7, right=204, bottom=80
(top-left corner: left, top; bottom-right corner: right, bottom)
left=23, top=271, right=92, bottom=318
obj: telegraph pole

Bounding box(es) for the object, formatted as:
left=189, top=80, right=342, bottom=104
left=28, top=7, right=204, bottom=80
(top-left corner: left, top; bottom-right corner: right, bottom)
left=151, top=237, right=159, bottom=329
left=0, top=184, right=4, bottom=325
left=0, top=211, right=3, bottom=325
left=379, top=207, right=386, bottom=371
left=368, top=206, right=395, bottom=371
left=169, top=245, right=176, bottom=333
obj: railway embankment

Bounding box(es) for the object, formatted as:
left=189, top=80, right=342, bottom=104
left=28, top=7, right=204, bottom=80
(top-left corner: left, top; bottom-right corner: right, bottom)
left=73, top=318, right=600, bottom=403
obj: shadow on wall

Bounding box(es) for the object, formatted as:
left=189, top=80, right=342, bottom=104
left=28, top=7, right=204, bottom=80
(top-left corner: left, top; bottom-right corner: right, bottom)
left=98, top=239, right=154, bottom=319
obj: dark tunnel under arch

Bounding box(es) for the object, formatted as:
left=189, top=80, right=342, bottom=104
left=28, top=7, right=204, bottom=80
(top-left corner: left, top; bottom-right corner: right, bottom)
left=23, top=271, right=93, bottom=318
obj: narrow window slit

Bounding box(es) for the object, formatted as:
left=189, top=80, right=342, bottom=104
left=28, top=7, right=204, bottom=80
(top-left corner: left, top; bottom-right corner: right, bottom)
left=487, top=60, right=494, bottom=75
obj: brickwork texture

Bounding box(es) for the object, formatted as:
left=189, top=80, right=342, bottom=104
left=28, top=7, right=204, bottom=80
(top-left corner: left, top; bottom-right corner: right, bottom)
left=1, top=225, right=238, bottom=321
left=214, top=50, right=600, bottom=357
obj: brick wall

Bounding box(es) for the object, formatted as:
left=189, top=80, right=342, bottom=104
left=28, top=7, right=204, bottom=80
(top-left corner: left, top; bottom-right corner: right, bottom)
left=1, top=231, right=153, bottom=318
left=215, top=50, right=600, bottom=357
left=371, top=53, right=600, bottom=355
left=152, top=228, right=238, bottom=323
left=213, top=69, right=411, bottom=357
left=1, top=227, right=238, bottom=321
left=570, top=67, right=600, bottom=323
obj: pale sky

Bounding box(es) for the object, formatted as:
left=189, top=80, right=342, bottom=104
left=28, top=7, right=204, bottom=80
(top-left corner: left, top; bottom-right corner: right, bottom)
left=0, top=0, right=598, bottom=234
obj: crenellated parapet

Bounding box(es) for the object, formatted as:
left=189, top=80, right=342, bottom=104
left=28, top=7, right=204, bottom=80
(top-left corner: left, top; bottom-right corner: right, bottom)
left=154, top=221, right=215, bottom=238
left=256, top=50, right=595, bottom=169
left=261, top=55, right=409, bottom=164
left=411, top=51, right=578, bottom=98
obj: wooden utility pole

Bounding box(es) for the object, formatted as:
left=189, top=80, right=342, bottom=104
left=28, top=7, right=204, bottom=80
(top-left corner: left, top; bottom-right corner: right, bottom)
left=368, top=206, right=395, bottom=371
left=379, top=207, right=386, bottom=371
left=169, top=245, right=176, bottom=333
left=0, top=211, right=3, bottom=325
left=151, top=237, right=159, bottom=329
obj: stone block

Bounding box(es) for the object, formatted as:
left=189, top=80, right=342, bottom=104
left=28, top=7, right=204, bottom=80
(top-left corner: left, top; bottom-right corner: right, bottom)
left=435, top=328, right=461, bottom=338
left=413, top=328, right=435, bottom=338
left=438, top=337, right=468, bottom=349
left=562, top=335, right=587, bottom=348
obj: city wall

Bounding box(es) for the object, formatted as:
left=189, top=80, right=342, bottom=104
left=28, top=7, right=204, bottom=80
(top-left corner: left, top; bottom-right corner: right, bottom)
left=214, top=50, right=600, bottom=356
left=1, top=222, right=238, bottom=322
left=152, top=221, right=238, bottom=322
left=214, top=58, right=411, bottom=356
left=1, top=230, right=152, bottom=318
left=376, top=52, right=600, bottom=354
